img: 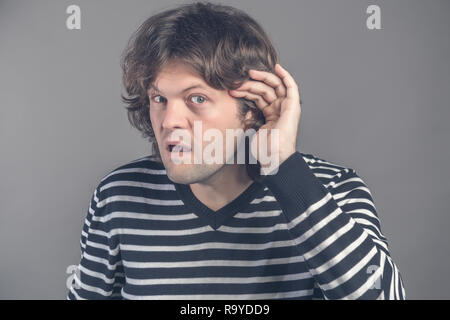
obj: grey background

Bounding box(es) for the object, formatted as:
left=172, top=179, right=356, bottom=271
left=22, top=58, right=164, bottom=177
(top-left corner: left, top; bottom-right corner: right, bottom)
left=0, top=0, right=449, bottom=299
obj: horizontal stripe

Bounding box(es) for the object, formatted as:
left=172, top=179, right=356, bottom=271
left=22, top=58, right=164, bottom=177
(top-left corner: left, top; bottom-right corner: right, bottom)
left=97, top=195, right=184, bottom=208
left=126, top=272, right=311, bottom=285
left=100, top=180, right=175, bottom=192
left=121, top=289, right=315, bottom=300
left=122, top=255, right=305, bottom=268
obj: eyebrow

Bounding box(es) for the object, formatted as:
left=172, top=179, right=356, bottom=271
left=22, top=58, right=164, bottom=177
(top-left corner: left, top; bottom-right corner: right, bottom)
left=148, top=83, right=209, bottom=95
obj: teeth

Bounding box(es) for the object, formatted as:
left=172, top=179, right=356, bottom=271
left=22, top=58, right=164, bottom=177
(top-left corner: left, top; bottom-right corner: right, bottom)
left=170, top=145, right=190, bottom=152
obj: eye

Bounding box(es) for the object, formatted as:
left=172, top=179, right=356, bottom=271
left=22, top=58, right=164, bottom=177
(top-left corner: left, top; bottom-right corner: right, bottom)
left=150, top=94, right=207, bottom=106
left=151, top=95, right=166, bottom=104
left=189, top=95, right=207, bottom=105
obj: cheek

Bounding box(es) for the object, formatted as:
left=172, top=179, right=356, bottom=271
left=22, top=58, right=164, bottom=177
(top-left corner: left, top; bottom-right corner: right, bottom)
left=149, top=109, right=162, bottom=140
left=149, top=108, right=159, bottom=127
left=224, top=99, right=244, bottom=125
left=149, top=108, right=154, bottom=123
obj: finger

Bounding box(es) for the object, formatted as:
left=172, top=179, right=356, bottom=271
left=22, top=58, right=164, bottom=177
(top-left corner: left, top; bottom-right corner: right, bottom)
left=274, top=64, right=300, bottom=102
left=233, top=80, right=278, bottom=105
left=229, top=90, right=280, bottom=121
left=248, top=69, right=287, bottom=98
left=229, top=90, right=269, bottom=110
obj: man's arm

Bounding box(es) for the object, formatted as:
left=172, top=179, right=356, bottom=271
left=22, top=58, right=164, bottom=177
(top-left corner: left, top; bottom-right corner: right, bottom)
left=261, top=151, right=406, bottom=299
left=67, top=186, right=124, bottom=300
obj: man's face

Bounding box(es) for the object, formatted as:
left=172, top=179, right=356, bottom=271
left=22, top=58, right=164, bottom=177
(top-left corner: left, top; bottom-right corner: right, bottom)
left=148, top=60, right=247, bottom=184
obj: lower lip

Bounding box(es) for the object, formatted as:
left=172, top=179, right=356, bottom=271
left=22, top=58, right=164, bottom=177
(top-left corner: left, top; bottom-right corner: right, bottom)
left=167, top=149, right=191, bottom=160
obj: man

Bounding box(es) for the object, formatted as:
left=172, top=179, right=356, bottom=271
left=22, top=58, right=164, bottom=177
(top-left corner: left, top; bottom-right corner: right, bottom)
left=67, top=1, right=405, bottom=300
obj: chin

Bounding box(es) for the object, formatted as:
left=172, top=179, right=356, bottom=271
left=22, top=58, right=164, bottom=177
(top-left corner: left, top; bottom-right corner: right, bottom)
left=166, top=168, right=195, bottom=185
left=165, top=161, right=224, bottom=185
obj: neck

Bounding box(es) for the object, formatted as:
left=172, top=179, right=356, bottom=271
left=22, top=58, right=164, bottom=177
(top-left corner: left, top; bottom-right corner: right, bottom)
left=189, top=164, right=253, bottom=212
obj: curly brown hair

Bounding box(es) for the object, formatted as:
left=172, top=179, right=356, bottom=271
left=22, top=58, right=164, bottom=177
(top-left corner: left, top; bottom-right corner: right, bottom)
left=120, top=1, right=280, bottom=182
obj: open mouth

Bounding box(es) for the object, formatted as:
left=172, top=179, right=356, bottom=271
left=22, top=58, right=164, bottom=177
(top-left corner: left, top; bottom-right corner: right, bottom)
left=168, top=144, right=191, bottom=153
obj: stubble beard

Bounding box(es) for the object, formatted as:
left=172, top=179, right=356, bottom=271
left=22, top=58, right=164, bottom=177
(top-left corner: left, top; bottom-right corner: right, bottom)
left=163, top=141, right=245, bottom=185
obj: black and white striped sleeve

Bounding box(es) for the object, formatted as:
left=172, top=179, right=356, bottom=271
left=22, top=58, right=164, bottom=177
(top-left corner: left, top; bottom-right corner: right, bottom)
left=262, top=152, right=406, bottom=299
left=67, top=185, right=125, bottom=300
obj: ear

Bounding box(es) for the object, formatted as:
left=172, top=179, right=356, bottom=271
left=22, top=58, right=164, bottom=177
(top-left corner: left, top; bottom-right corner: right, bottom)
left=244, top=110, right=252, bottom=122
left=243, top=110, right=254, bottom=130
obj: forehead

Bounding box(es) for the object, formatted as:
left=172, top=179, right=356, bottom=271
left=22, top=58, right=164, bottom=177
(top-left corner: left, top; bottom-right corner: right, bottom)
left=151, top=61, right=206, bottom=89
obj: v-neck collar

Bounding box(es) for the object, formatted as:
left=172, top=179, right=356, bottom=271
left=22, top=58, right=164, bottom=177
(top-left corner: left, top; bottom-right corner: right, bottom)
left=174, top=180, right=265, bottom=230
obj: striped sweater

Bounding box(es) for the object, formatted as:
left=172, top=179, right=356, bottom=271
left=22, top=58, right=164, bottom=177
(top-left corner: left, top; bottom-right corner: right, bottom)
left=67, top=151, right=406, bottom=300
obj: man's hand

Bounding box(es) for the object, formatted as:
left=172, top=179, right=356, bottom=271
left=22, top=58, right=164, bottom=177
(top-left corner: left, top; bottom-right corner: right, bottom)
left=229, top=63, right=301, bottom=174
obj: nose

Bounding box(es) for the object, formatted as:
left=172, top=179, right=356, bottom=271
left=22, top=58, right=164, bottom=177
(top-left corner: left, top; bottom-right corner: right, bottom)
left=161, top=99, right=189, bottom=131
